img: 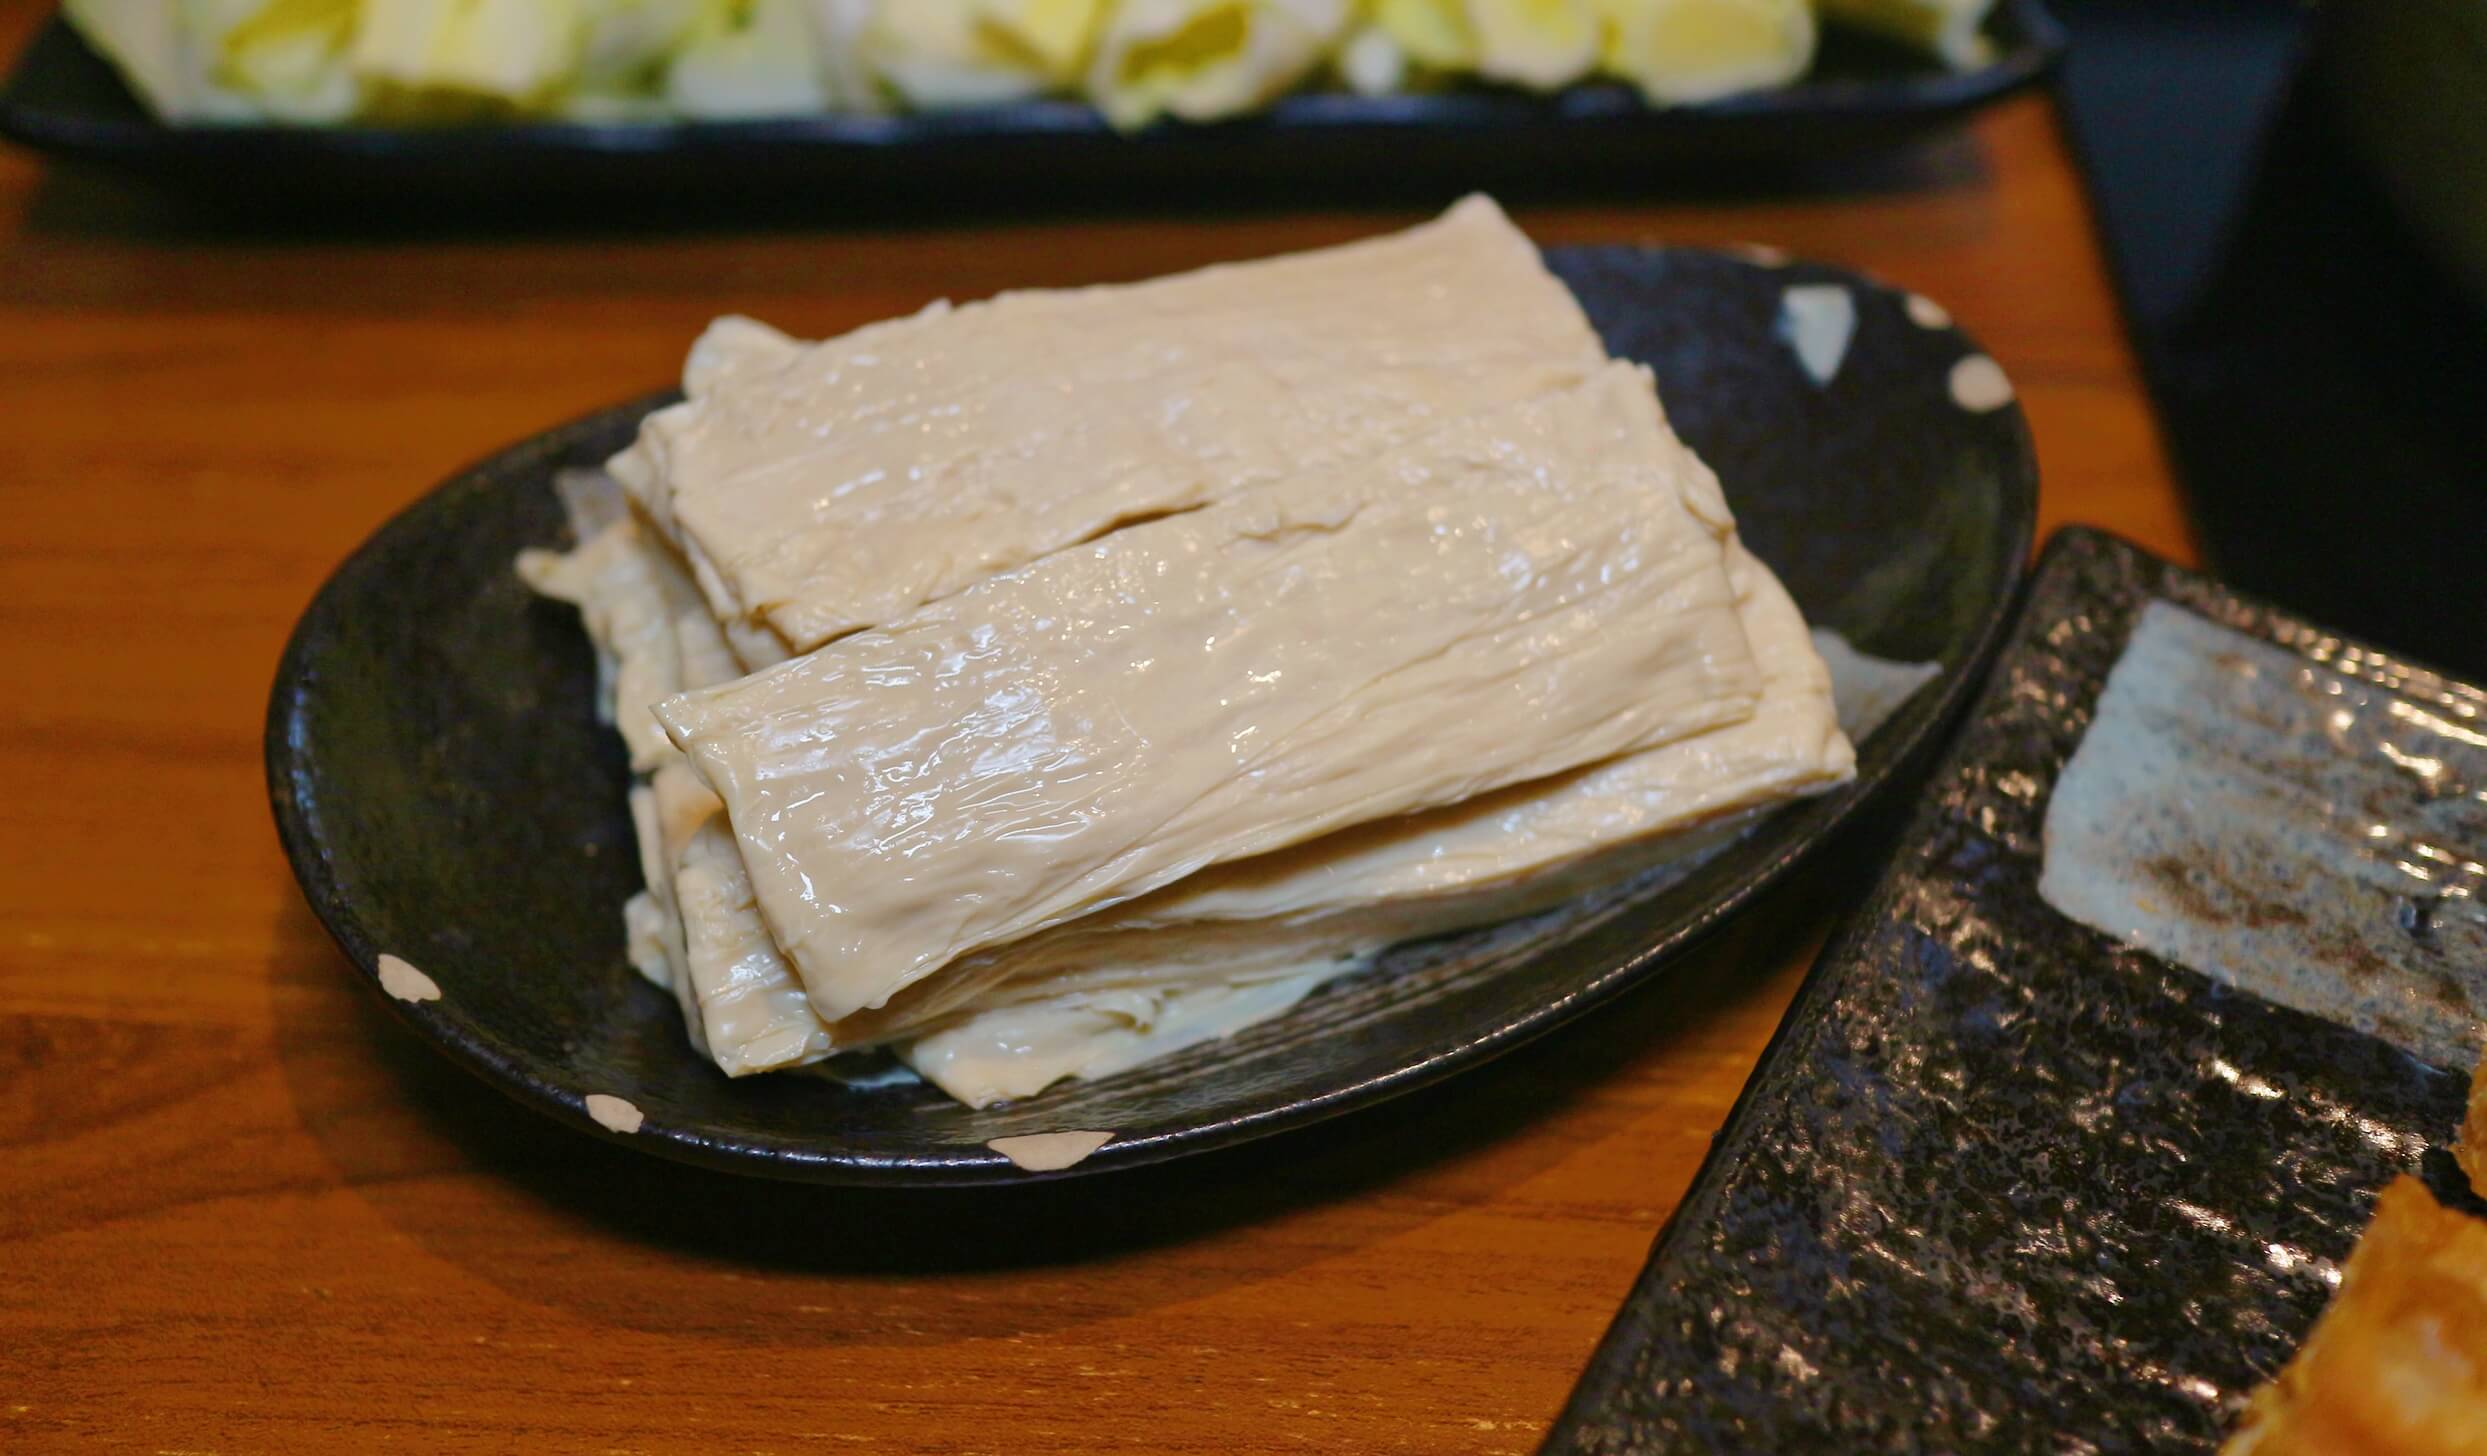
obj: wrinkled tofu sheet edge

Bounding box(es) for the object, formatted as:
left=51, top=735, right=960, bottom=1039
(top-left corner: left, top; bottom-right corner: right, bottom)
left=657, top=363, right=1767, bottom=1025
left=606, top=193, right=1614, bottom=662
left=524, top=471, right=1865, bottom=1106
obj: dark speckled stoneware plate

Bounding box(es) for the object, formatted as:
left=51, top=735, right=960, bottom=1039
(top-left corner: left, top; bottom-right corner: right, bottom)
left=266, top=244, right=2037, bottom=1185
left=1546, top=526, right=2487, bottom=1454
left=1, top=5, right=2061, bottom=211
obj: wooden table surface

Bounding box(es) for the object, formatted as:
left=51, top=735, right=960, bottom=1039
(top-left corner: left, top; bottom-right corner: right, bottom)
left=0, top=10, right=2194, bottom=1449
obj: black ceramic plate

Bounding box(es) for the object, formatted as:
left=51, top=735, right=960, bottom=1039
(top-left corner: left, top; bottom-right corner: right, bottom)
left=1546, top=527, right=2487, bottom=1454
left=4, top=5, right=2061, bottom=210
left=267, top=243, right=2037, bottom=1185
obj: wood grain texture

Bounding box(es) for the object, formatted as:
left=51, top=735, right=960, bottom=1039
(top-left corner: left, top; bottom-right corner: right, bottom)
left=0, top=0, right=2190, bottom=1444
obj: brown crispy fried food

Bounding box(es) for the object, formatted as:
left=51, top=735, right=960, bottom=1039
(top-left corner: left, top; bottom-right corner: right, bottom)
left=2219, top=1176, right=2487, bottom=1455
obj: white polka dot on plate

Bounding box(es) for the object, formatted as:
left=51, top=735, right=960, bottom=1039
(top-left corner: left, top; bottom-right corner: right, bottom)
left=1777, top=284, right=1857, bottom=386
left=1949, top=354, right=2014, bottom=412
left=376, top=953, right=441, bottom=1003
left=987, top=1130, right=1116, bottom=1172
left=585, top=1094, right=645, bottom=1134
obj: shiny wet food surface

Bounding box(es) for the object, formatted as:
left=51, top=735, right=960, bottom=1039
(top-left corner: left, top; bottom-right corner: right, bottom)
left=1548, top=529, right=2486, bottom=1453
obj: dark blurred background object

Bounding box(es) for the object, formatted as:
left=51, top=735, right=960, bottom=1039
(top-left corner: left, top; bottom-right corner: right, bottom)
left=2324, top=0, right=2487, bottom=308
left=2053, top=0, right=2484, bottom=679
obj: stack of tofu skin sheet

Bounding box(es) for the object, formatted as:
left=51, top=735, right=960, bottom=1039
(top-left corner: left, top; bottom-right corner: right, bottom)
left=519, top=196, right=1861, bottom=1108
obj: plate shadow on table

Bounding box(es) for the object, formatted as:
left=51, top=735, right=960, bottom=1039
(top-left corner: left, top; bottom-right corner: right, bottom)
left=262, top=829, right=1885, bottom=1346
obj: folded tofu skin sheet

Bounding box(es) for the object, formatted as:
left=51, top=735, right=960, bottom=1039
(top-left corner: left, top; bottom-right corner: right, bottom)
left=608, top=194, right=1611, bottom=659
left=519, top=198, right=1872, bottom=1108
left=659, top=362, right=1765, bottom=1024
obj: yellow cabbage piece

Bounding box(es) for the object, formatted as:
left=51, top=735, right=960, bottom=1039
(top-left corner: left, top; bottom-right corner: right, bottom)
left=64, top=0, right=1859, bottom=129
left=666, top=0, right=829, bottom=117
left=973, top=0, right=1106, bottom=79
left=1374, top=0, right=1475, bottom=70
left=65, top=0, right=274, bottom=120
left=216, top=0, right=359, bottom=119
left=1086, top=0, right=1350, bottom=128
left=577, top=0, right=709, bottom=94
left=861, top=0, right=1052, bottom=110
left=1469, top=0, right=1597, bottom=90
left=351, top=0, right=588, bottom=110
left=1595, top=0, right=1815, bottom=105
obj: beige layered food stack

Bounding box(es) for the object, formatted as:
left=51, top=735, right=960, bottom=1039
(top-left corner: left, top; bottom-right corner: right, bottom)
left=523, top=196, right=1865, bottom=1107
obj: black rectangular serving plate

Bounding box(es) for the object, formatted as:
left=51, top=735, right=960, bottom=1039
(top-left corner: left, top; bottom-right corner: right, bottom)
left=0, top=3, right=2060, bottom=213
left=1544, top=527, right=2483, bottom=1453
